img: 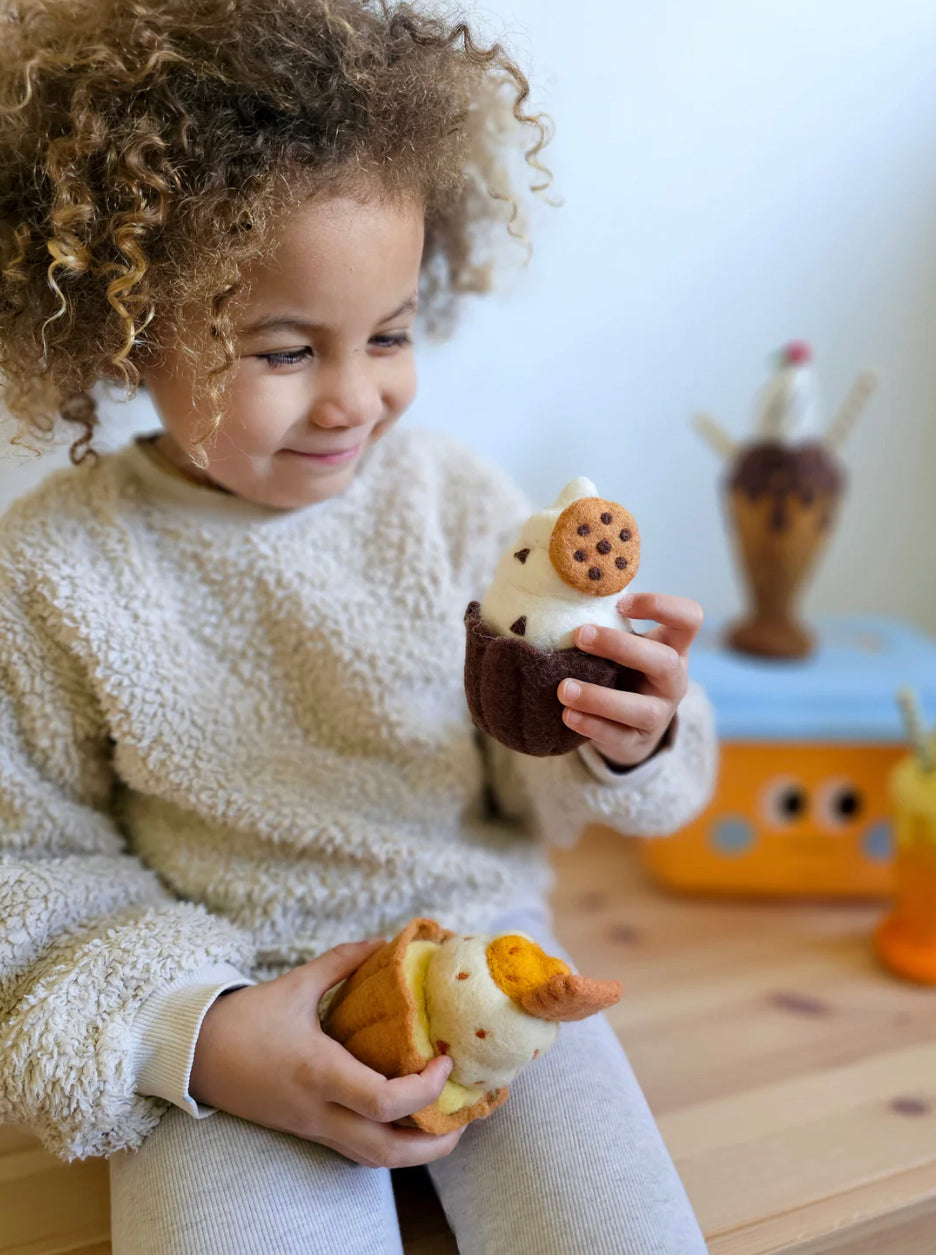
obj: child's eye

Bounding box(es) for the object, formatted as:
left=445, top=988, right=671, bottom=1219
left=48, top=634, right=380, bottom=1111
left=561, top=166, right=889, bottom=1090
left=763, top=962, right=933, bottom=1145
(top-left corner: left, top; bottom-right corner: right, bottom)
left=256, top=335, right=410, bottom=368
left=257, top=347, right=312, bottom=369
left=371, top=333, right=412, bottom=350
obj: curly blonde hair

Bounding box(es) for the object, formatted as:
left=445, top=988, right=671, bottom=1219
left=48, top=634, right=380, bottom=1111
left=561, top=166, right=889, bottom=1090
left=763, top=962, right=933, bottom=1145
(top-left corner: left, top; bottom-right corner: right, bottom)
left=0, top=0, right=552, bottom=462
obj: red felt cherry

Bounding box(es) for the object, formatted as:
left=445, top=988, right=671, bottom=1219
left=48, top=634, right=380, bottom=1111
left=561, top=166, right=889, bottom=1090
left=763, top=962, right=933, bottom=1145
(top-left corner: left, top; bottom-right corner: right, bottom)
left=784, top=340, right=812, bottom=365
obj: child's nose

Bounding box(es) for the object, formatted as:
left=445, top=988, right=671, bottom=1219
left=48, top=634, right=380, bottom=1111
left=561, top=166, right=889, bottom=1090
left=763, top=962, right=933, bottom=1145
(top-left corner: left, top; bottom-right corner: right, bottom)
left=309, top=361, right=383, bottom=429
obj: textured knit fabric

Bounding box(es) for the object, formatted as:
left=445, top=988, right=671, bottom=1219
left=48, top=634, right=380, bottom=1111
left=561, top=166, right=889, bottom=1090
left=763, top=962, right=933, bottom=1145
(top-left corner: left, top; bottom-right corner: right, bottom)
left=0, top=423, right=717, bottom=1163
left=109, top=904, right=709, bottom=1255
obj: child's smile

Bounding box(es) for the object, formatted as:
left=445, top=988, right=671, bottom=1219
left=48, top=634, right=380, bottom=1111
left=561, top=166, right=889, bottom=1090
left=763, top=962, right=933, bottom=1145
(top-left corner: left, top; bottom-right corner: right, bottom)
left=142, top=189, right=425, bottom=510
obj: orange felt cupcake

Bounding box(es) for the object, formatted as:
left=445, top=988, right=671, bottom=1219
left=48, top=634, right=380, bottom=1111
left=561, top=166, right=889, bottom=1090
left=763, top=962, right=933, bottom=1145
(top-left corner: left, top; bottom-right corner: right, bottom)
left=320, top=918, right=508, bottom=1133
left=319, top=916, right=622, bottom=1133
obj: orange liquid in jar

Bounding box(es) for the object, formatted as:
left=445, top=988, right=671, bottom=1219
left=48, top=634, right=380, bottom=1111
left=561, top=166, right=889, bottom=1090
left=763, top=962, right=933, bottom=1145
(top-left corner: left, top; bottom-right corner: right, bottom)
left=874, top=753, right=936, bottom=983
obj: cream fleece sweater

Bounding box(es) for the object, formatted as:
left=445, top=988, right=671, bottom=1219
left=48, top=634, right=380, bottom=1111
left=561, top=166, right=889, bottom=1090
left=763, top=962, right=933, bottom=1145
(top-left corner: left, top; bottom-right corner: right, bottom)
left=0, top=423, right=717, bottom=1162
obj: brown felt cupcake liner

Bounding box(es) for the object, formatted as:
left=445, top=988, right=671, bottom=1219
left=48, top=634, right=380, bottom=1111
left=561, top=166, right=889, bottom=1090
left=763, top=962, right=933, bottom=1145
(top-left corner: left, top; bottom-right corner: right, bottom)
left=464, top=601, right=641, bottom=757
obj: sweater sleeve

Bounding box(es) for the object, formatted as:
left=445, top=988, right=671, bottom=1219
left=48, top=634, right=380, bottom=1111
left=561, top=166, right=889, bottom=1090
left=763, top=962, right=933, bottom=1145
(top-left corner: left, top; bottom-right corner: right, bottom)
left=129, top=969, right=257, bottom=1118
left=445, top=438, right=719, bottom=850
left=0, top=569, right=257, bottom=1162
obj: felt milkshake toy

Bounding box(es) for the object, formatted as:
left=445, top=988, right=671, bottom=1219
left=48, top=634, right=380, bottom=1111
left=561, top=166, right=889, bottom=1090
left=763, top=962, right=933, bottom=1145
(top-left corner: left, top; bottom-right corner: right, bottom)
left=464, top=477, right=641, bottom=756
left=694, top=342, right=877, bottom=660
left=319, top=917, right=623, bottom=1132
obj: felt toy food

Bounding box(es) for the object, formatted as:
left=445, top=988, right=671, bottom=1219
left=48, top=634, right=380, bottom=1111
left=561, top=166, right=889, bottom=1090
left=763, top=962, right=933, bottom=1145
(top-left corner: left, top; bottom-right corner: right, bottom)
left=694, top=342, right=877, bottom=660
left=465, top=477, right=641, bottom=756
left=319, top=918, right=622, bottom=1133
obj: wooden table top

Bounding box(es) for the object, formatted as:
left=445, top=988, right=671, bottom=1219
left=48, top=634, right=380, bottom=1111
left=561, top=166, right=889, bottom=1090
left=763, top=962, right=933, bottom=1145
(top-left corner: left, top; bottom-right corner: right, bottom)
left=3, top=824, right=936, bottom=1254
left=550, top=826, right=936, bottom=1254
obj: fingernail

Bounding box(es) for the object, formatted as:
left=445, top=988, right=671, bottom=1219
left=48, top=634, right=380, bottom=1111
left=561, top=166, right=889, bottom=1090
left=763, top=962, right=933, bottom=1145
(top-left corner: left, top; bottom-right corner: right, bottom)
left=565, top=709, right=581, bottom=727
left=616, top=595, right=633, bottom=613
left=578, top=626, right=596, bottom=647
left=562, top=680, right=581, bottom=702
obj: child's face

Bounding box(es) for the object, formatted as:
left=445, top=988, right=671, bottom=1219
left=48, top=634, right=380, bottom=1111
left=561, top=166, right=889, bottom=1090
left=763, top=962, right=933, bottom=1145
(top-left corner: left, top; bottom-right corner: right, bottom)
left=142, top=191, right=424, bottom=509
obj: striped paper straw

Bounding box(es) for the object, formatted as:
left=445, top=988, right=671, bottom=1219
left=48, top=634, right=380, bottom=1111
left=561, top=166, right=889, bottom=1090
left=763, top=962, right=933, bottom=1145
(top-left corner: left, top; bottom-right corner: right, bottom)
left=824, top=371, right=878, bottom=452
left=897, top=687, right=935, bottom=772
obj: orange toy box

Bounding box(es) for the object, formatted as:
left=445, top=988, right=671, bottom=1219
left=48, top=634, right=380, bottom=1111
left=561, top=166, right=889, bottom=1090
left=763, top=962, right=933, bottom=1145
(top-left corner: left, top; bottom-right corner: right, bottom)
left=639, top=616, right=936, bottom=898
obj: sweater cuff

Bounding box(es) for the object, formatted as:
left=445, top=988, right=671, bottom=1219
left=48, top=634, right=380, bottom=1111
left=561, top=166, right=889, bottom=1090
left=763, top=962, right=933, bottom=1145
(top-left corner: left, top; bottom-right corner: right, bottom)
left=577, top=711, right=680, bottom=787
left=127, top=962, right=256, bottom=1118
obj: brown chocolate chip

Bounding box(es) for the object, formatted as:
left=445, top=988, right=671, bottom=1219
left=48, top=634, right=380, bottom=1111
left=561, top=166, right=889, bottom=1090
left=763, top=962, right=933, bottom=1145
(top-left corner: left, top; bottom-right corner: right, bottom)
left=596, top=539, right=612, bottom=554
left=436, top=1040, right=450, bottom=1054
left=600, top=512, right=613, bottom=524
left=514, top=548, right=530, bottom=564
left=577, top=523, right=591, bottom=536
left=574, top=549, right=587, bottom=561
left=475, top=1029, right=487, bottom=1039
left=588, top=567, right=603, bottom=580
left=619, top=529, right=631, bottom=542
left=456, top=971, right=470, bottom=980
left=615, top=557, right=627, bottom=569
left=509, top=616, right=527, bottom=637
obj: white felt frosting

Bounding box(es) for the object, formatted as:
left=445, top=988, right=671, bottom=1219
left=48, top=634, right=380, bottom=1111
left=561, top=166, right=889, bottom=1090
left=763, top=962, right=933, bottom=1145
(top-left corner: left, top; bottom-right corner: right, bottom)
left=479, top=477, right=633, bottom=650
left=424, top=932, right=560, bottom=1091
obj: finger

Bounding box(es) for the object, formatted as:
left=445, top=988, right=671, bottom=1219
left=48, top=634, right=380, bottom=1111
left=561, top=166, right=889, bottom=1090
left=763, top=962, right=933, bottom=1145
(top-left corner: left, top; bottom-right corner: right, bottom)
left=560, top=686, right=666, bottom=735
left=316, top=1042, right=455, bottom=1125
left=561, top=709, right=652, bottom=764
left=320, top=1103, right=465, bottom=1169
left=299, top=938, right=387, bottom=1000
left=616, top=593, right=703, bottom=656
left=574, top=626, right=684, bottom=696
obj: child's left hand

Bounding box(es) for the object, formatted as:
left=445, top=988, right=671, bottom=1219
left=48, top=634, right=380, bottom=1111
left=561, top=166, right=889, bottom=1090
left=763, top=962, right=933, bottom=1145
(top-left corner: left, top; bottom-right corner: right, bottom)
left=557, top=591, right=703, bottom=771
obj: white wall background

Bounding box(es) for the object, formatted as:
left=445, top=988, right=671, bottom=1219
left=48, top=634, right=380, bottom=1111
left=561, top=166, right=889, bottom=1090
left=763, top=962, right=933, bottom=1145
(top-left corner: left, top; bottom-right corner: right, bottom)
left=4, top=0, right=936, bottom=631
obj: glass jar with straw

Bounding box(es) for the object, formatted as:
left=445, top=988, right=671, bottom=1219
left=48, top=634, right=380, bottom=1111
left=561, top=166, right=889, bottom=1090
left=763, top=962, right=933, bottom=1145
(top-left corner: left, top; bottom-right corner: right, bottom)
left=874, top=687, right=936, bottom=983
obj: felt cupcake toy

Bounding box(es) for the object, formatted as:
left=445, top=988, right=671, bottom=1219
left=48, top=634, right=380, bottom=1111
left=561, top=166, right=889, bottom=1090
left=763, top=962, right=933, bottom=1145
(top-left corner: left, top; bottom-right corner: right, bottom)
left=464, top=477, right=641, bottom=756
left=319, top=918, right=623, bottom=1133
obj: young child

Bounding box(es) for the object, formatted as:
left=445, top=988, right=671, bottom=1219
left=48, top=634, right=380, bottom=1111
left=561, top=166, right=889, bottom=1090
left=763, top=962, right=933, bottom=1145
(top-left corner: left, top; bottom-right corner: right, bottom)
left=0, top=2, right=717, bottom=1251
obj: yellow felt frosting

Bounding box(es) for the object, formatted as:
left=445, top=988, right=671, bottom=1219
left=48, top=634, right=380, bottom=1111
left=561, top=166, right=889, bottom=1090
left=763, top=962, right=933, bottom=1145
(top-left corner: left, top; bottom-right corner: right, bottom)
left=486, top=934, right=571, bottom=1000
left=402, top=937, right=484, bottom=1114
left=402, top=939, right=438, bottom=1060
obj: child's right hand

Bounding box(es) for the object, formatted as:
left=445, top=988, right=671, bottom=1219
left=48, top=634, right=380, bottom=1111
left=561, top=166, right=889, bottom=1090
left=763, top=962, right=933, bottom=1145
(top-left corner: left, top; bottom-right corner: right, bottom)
left=189, top=938, right=465, bottom=1167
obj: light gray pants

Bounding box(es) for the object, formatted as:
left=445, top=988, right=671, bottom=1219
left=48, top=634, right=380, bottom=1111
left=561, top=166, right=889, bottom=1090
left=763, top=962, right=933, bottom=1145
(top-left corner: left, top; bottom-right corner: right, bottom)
left=109, top=905, right=708, bottom=1255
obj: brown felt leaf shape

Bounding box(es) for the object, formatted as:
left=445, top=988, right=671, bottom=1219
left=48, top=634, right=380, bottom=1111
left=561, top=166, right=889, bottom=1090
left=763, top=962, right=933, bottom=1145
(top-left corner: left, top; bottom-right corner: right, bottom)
left=517, top=972, right=623, bottom=1022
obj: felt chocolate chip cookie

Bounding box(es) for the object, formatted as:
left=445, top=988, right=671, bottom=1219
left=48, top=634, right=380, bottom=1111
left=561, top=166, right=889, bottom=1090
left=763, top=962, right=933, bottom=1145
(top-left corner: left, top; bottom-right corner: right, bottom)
left=548, top=497, right=640, bottom=596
